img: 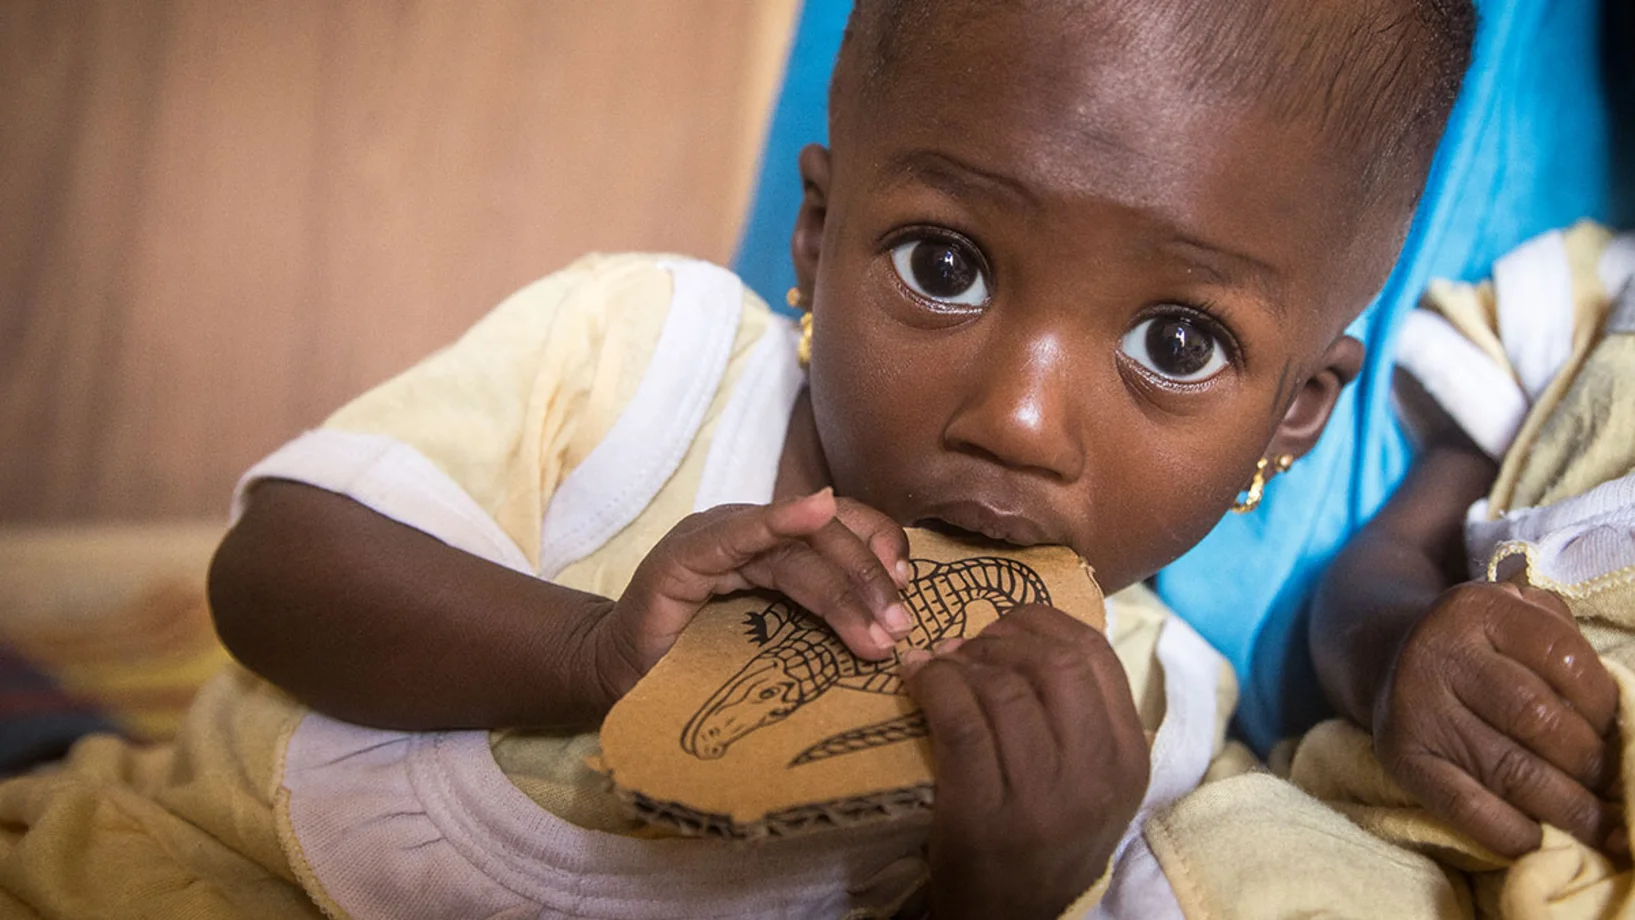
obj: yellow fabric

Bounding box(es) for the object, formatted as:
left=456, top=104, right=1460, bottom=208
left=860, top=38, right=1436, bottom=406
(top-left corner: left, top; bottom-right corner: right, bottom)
left=1144, top=225, right=1635, bottom=919
left=0, top=254, right=1230, bottom=916
left=1413, top=221, right=1619, bottom=517
left=0, top=254, right=709, bottom=917
left=325, top=252, right=677, bottom=568
left=1146, top=771, right=1476, bottom=919
left=0, top=523, right=230, bottom=742
left=1505, top=323, right=1635, bottom=514
left=0, top=666, right=318, bottom=919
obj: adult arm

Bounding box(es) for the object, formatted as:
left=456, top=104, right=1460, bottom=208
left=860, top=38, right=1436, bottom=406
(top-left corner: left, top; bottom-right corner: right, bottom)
left=1311, top=371, right=1619, bottom=856
left=1309, top=371, right=1496, bottom=727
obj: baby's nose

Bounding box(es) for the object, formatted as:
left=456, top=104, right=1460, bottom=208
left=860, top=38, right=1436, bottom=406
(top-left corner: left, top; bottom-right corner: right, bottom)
left=943, top=335, right=1083, bottom=481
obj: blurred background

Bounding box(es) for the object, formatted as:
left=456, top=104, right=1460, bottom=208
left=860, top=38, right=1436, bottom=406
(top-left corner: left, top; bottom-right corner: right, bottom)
left=1, top=0, right=799, bottom=524
left=0, top=0, right=799, bottom=762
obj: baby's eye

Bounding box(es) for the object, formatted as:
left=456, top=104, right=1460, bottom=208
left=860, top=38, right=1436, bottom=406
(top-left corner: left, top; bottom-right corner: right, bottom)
left=1120, top=315, right=1229, bottom=383
left=890, top=238, right=990, bottom=307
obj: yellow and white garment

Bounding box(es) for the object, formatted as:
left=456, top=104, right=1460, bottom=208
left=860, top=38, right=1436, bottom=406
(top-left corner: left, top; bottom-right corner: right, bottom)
left=0, top=254, right=1236, bottom=920
left=1395, top=220, right=1635, bottom=619
left=1136, top=223, right=1635, bottom=920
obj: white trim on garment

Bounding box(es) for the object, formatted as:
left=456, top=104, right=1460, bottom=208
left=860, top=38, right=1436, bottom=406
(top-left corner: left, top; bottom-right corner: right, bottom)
left=537, top=258, right=745, bottom=579
left=693, top=316, right=804, bottom=513
left=1467, top=469, right=1635, bottom=592
left=1394, top=309, right=1529, bottom=460
left=281, top=719, right=930, bottom=919
left=1598, top=233, right=1635, bottom=304
left=1493, top=229, right=1576, bottom=401
left=230, top=428, right=534, bottom=576
left=272, top=259, right=937, bottom=917
left=1089, top=613, right=1221, bottom=920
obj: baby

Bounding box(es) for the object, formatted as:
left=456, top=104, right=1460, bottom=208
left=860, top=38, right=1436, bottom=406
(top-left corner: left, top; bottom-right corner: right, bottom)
left=0, top=1, right=1474, bottom=918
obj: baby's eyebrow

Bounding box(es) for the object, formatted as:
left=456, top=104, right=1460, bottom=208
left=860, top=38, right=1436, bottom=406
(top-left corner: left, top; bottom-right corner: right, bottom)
left=1162, top=236, right=1285, bottom=315
left=876, top=149, right=1041, bottom=211
left=878, top=147, right=1288, bottom=316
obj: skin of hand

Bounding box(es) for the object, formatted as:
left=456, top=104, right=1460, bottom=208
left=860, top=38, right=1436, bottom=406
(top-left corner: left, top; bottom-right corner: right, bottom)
left=1373, top=580, right=1622, bottom=857
left=1314, top=371, right=1624, bottom=857
left=590, top=487, right=915, bottom=704
left=212, top=482, right=912, bottom=730
left=900, top=606, right=1149, bottom=920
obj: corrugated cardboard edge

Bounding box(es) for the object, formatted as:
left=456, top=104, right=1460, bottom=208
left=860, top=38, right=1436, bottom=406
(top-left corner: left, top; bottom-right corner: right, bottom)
left=611, top=779, right=936, bottom=841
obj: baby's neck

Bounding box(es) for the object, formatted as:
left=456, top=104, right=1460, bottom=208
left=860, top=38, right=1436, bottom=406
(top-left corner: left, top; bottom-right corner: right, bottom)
left=774, top=388, right=832, bottom=501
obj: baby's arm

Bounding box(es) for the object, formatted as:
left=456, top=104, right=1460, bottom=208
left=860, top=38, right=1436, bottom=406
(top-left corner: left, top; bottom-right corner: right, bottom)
left=210, top=481, right=912, bottom=732
left=1310, top=372, right=1620, bottom=856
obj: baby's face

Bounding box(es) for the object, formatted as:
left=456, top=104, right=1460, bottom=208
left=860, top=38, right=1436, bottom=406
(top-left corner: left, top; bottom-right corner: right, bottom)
left=795, top=5, right=1405, bottom=592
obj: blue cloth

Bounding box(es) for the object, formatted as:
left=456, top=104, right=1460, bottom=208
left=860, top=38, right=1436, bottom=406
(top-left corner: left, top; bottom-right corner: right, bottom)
left=733, top=0, right=1632, bottom=751
left=732, top=0, right=852, bottom=307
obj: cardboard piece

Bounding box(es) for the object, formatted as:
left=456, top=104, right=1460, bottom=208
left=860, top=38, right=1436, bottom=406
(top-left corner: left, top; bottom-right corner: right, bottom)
left=598, top=528, right=1104, bottom=839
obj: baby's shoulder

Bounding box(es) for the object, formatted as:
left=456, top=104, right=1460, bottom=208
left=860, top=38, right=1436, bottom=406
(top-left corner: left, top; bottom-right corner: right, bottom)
left=500, top=252, right=774, bottom=327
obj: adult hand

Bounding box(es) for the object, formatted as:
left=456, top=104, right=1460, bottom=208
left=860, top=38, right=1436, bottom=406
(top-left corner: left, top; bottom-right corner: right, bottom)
left=1374, top=581, right=1621, bottom=857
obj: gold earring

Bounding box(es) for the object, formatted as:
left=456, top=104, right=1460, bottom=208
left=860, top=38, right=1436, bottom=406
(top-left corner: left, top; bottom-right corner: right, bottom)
left=797, top=311, right=814, bottom=368
left=1231, top=454, right=1294, bottom=514
left=786, top=287, right=803, bottom=308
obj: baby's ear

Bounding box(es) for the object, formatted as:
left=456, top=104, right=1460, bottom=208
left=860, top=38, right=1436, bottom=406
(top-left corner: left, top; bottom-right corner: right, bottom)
left=789, top=144, right=832, bottom=298
left=1269, top=335, right=1365, bottom=459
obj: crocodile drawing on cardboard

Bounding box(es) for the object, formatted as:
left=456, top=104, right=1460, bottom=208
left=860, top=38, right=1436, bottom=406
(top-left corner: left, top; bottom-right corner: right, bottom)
left=682, top=556, right=1051, bottom=767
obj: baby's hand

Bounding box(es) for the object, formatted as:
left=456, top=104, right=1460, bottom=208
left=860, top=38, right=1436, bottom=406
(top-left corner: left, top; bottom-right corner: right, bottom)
left=589, top=489, right=911, bottom=704
left=1374, top=581, right=1621, bottom=857
left=903, top=605, right=1148, bottom=920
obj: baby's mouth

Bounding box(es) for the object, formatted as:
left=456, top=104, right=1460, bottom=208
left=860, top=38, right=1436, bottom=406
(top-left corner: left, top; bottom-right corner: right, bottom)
left=913, top=501, right=1057, bottom=548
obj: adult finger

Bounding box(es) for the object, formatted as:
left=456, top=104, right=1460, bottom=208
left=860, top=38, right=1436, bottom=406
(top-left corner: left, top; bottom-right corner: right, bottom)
left=804, top=515, right=913, bottom=639
left=1454, top=653, right=1617, bottom=793
left=833, top=498, right=913, bottom=589
left=1438, top=714, right=1620, bottom=853
left=1486, top=597, right=1618, bottom=739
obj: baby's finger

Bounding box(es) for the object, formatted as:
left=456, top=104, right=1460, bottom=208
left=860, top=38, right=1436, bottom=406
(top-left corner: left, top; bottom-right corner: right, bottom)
left=738, top=540, right=896, bottom=659
left=659, top=491, right=837, bottom=588
left=954, top=657, right=1060, bottom=792
left=832, top=498, right=913, bottom=589
left=804, top=516, right=913, bottom=639
left=956, top=625, right=1139, bottom=768
left=974, top=603, right=1097, bottom=645
left=1488, top=603, right=1618, bottom=739
left=976, top=607, right=1129, bottom=707
left=1457, top=656, right=1617, bottom=792
left=906, top=657, right=1003, bottom=813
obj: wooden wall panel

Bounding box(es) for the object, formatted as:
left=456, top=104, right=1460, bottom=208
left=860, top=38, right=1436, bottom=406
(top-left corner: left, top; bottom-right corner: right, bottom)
left=0, top=0, right=798, bottom=522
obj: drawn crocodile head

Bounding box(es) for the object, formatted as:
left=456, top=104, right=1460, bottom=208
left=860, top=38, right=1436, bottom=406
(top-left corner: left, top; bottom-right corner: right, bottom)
left=681, top=658, right=803, bottom=759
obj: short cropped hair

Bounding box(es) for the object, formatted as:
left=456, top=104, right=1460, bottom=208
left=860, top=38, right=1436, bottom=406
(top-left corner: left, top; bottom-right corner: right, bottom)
left=835, top=0, right=1478, bottom=210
